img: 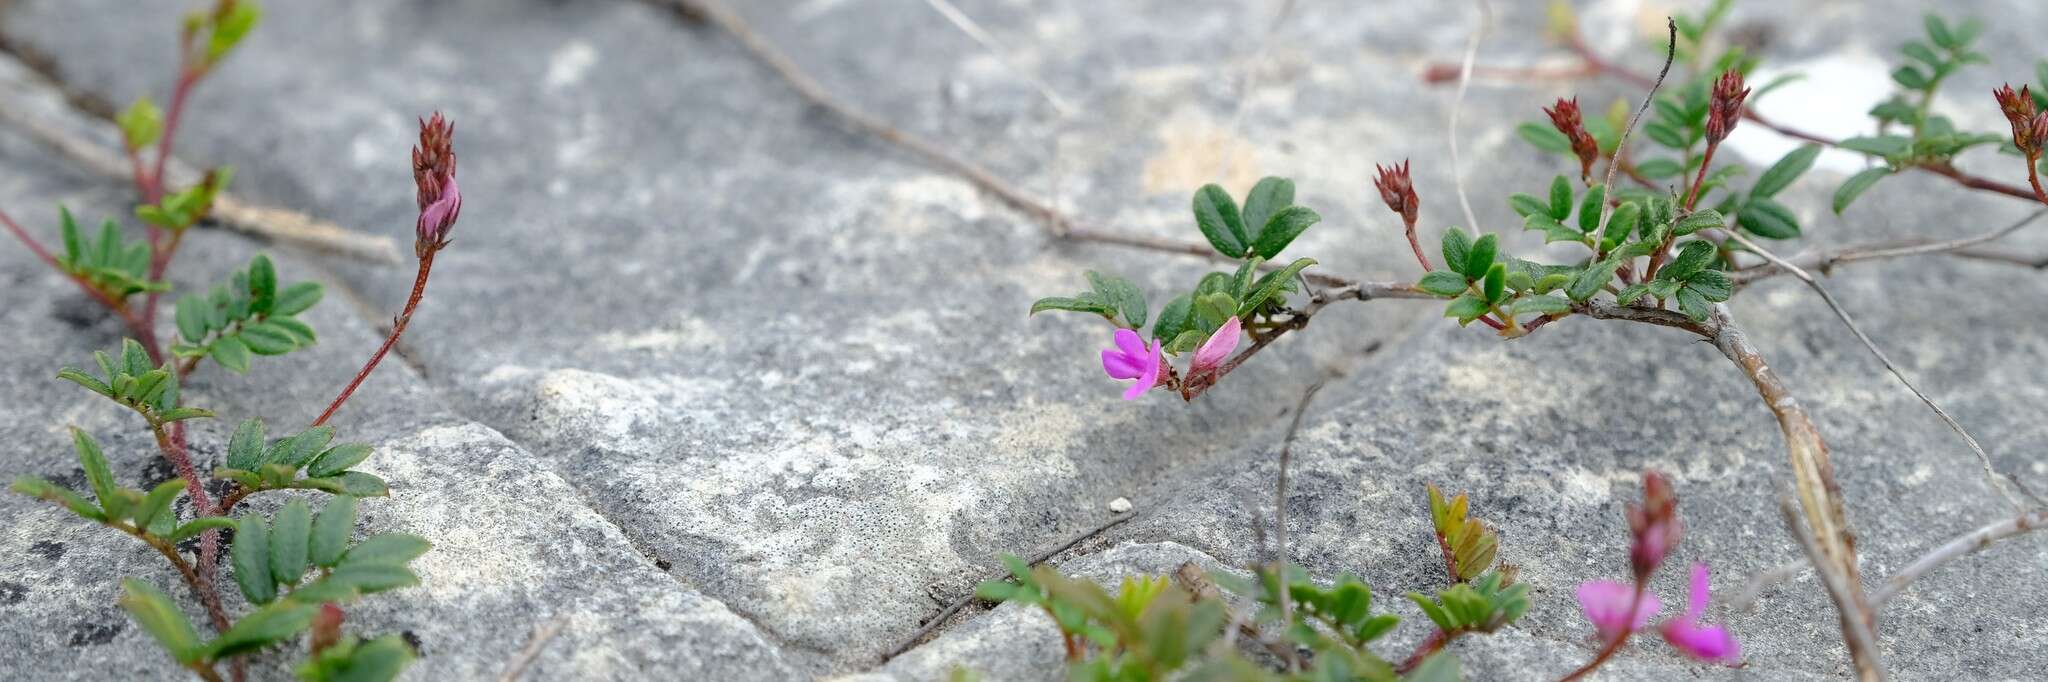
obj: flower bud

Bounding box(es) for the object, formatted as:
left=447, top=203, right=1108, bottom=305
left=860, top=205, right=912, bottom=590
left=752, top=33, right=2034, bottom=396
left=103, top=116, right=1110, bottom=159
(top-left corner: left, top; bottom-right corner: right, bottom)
left=1625, top=470, right=1682, bottom=583
left=1705, top=69, right=1750, bottom=144
left=1544, top=97, right=1600, bottom=181
left=1373, top=160, right=1420, bottom=227
left=411, top=112, right=461, bottom=257
left=1995, top=85, right=2040, bottom=156
left=309, top=603, right=344, bottom=654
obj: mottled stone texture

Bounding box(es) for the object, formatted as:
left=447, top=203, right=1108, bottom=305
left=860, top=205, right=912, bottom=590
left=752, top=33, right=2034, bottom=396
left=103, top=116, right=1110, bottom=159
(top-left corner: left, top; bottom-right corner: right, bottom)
left=2, top=1, right=2045, bottom=680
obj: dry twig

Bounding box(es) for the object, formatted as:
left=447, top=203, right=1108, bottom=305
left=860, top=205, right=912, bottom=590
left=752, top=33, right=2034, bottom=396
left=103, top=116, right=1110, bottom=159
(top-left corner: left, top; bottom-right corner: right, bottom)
left=1775, top=494, right=1886, bottom=682
left=496, top=618, right=569, bottom=682
left=1590, top=19, right=1677, bottom=259
left=1871, top=509, right=2048, bottom=608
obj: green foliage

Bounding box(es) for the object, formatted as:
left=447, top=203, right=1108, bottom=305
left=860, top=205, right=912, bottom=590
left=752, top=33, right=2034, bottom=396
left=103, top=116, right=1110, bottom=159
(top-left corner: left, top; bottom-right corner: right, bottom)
left=1404, top=571, right=1529, bottom=636
left=137, top=167, right=233, bottom=231
left=297, top=634, right=417, bottom=682
left=57, top=339, right=213, bottom=423
left=55, top=207, right=168, bottom=301
left=172, top=253, right=324, bottom=374
left=214, top=419, right=389, bottom=499
left=1426, top=485, right=1498, bottom=582
left=117, top=97, right=164, bottom=152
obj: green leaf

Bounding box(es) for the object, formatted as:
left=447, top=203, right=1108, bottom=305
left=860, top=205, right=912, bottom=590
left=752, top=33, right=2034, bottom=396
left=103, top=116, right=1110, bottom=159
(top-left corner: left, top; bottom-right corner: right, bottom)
left=1634, top=158, right=1685, bottom=179
left=319, top=634, right=416, bottom=682
left=1604, top=201, right=1642, bottom=242
left=1657, top=241, right=1718, bottom=281
left=1526, top=213, right=1585, bottom=244
left=205, top=601, right=315, bottom=660
left=1838, top=136, right=1911, bottom=157
left=339, top=533, right=432, bottom=568
left=1673, top=209, right=1725, bottom=236
left=1228, top=257, right=1262, bottom=300
left=1643, top=122, right=1686, bottom=149
left=1832, top=167, right=1893, bottom=214
left=1443, top=295, right=1490, bottom=325
left=233, top=512, right=277, bottom=605
left=1241, top=177, right=1295, bottom=243
left=270, top=498, right=313, bottom=587
left=1482, top=264, right=1506, bottom=304
left=1150, top=294, right=1193, bottom=344
left=1510, top=295, right=1572, bottom=315
left=118, top=579, right=204, bottom=664
left=1194, top=292, right=1236, bottom=328
left=1576, top=184, right=1605, bottom=232
left=174, top=296, right=209, bottom=344
left=158, top=407, right=215, bottom=423
left=1901, top=41, right=1940, bottom=67
left=1566, top=262, right=1618, bottom=302
left=1192, top=184, right=1248, bottom=257
left=169, top=517, right=238, bottom=542
left=70, top=428, right=118, bottom=515
left=58, top=207, right=82, bottom=266
left=1891, top=66, right=1929, bottom=90
left=310, top=496, right=357, bottom=569
left=268, top=316, right=317, bottom=345
left=1516, top=122, right=1572, bottom=154
left=205, top=0, right=263, bottom=62
left=1251, top=206, right=1319, bottom=259
left=1686, top=270, right=1733, bottom=301
left=1465, top=234, right=1498, bottom=278
left=1739, top=198, right=1802, bottom=239
left=56, top=368, right=114, bottom=397
left=276, top=426, right=336, bottom=469
left=1028, top=296, right=1115, bottom=318
left=1676, top=286, right=1713, bottom=321
left=1547, top=175, right=1573, bottom=221
left=1753, top=144, right=1821, bottom=198
left=1402, top=651, right=1462, bottom=682
left=1239, top=258, right=1315, bottom=315
left=331, top=471, right=389, bottom=498
left=247, top=254, right=277, bottom=315
left=227, top=419, right=266, bottom=471
left=1923, top=13, right=1955, bottom=49
left=1084, top=271, right=1147, bottom=329
left=272, top=282, right=323, bottom=316
left=310, top=564, right=420, bottom=600
left=306, top=443, right=372, bottom=479
left=1440, top=228, right=1473, bottom=279
left=131, top=479, right=188, bottom=530
left=1507, top=193, right=1547, bottom=218
left=1417, top=271, right=1469, bottom=297
left=116, top=97, right=163, bottom=152
left=210, top=336, right=253, bottom=374
left=11, top=475, right=104, bottom=520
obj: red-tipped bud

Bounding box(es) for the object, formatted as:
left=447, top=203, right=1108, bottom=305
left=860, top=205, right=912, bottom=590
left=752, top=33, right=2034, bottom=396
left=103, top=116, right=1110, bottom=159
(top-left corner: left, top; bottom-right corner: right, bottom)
left=1544, top=97, right=1600, bottom=181
left=412, top=112, right=461, bottom=257
left=1373, top=160, right=1420, bottom=227
left=1706, top=69, right=1750, bottom=144
left=2032, top=113, right=2048, bottom=159
left=309, top=603, right=344, bottom=655
left=1999, top=85, right=2044, bottom=157
left=1624, top=471, right=1683, bottom=583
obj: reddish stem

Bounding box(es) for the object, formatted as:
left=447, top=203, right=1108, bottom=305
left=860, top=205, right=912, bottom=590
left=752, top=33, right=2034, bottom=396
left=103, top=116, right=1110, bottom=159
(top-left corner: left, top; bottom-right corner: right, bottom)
left=312, top=252, right=436, bottom=427
left=1396, top=629, right=1456, bottom=674
left=1682, top=143, right=1719, bottom=212
left=3, top=207, right=164, bottom=362
left=2028, top=156, right=2048, bottom=207
left=1405, top=217, right=1434, bottom=272
left=148, top=70, right=201, bottom=204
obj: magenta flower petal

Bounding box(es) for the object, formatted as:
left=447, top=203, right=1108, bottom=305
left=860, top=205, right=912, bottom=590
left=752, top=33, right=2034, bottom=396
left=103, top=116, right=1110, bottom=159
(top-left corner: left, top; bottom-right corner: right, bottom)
left=1190, top=317, right=1242, bottom=373
left=1122, top=338, right=1162, bottom=400
left=1576, top=581, right=1661, bottom=642
left=1659, top=619, right=1741, bottom=663
left=1102, top=350, right=1144, bottom=379
left=1655, top=563, right=1741, bottom=664
left=1113, top=328, right=1147, bottom=357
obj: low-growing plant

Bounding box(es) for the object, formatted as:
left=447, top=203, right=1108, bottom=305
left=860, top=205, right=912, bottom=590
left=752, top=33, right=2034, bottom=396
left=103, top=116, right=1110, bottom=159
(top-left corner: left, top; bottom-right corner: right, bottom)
left=972, top=485, right=1526, bottom=681
left=3, top=3, right=466, bottom=680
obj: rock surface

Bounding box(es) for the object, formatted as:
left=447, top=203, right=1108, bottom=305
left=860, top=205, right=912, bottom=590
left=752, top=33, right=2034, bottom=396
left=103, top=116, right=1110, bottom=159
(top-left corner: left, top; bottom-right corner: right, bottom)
left=1, top=0, right=2046, bottom=680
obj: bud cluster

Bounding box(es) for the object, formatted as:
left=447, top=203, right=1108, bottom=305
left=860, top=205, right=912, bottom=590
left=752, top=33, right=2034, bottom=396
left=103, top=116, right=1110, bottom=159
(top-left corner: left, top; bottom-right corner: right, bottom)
left=1705, top=69, right=1750, bottom=144
left=411, top=112, right=462, bottom=257
left=1625, top=471, right=1682, bottom=583
left=1372, top=160, right=1420, bottom=227
left=1994, top=84, right=2048, bottom=159
left=1544, top=97, right=1600, bottom=181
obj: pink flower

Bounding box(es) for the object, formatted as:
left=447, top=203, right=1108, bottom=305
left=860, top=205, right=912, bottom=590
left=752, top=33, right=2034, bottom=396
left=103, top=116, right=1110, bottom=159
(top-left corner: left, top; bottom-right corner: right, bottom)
left=1658, top=563, right=1741, bottom=664
left=1101, top=328, right=1163, bottom=400
left=1576, top=580, right=1660, bottom=643
left=417, top=175, right=462, bottom=246
left=1189, top=317, right=1242, bottom=375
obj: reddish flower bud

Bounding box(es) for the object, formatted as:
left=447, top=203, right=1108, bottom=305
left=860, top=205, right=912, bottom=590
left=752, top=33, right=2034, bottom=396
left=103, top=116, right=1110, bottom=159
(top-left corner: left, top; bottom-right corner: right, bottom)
left=1624, top=470, right=1683, bottom=583
left=2033, top=113, right=2048, bottom=158
left=1544, top=97, right=1600, bottom=181
left=411, top=112, right=461, bottom=257
left=1373, top=160, right=1420, bottom=227
left=1705, top=69, right=1750, bottom=144
left=1995, top=85, right=2040, bottom=156
left=309, top=603, right=344, bottom=655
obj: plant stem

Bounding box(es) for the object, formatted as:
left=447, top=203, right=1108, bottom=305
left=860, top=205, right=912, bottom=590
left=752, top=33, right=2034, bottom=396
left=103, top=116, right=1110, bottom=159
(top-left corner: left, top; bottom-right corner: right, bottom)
left=313, top=251, right=436, bottom=427
left=1681, top=143, right=1718, bottom=211
left=1871, top=509, right=2048, bottom=608
left=147, top=70, right=201, bottom=204
left=128, top=524, right=232, bottom=634
left=2, top=206, right=164, bottom=361
left=1404, top=216, right=1434, bottom=273
left=1396, top=629, right=1459, bottom=674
